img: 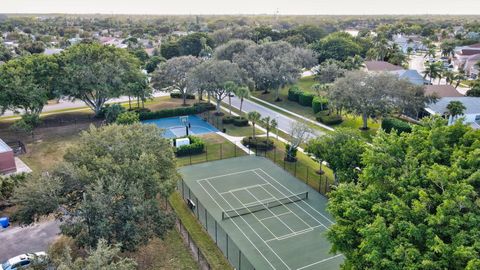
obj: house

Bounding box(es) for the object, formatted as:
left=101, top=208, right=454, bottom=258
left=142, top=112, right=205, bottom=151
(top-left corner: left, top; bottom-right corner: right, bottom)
left=392, top=34, right=428, bottom=53
left=453, top=43, right=480, bottom=72
left=43, top=48, right=63, bottom=55
left=425, top=97, right=480, bottom=128
left=0, top=139, right=16, bottom=175
left=365, top=61, right=427, bottom=85
left=463, top=54, right=480, bottom=79
left=424, top=85, right=464, bottom=98
left=99, top=36, right=127, bottom=49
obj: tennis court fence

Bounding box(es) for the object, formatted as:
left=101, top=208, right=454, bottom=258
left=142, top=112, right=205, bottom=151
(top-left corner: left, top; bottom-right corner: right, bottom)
left=178, top=179, right=256, bottom=270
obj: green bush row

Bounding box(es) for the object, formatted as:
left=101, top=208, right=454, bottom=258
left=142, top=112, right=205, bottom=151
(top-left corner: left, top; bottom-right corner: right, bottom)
left=288, top=86, right=329, bottom=113
left=287, top=86, right=302, bottom=102
left=381, top=117, right=412, bottom=134
left=175, top=136, right=205, bottom=156
left=316, top=111, right=343, bottom=125
left=223, top=116, right=249, bottom=126
left=139, top=103, right=214, bottom=120
left=312, top=96, right=329, bottom=113
left=170, top=92, right=196, bottom=99
left=241, top=137, right=275, bottom=150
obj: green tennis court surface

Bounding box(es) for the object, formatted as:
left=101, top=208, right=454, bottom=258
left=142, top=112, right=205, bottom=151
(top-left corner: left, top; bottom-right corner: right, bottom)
left=179, top=156, right=343, bottom=270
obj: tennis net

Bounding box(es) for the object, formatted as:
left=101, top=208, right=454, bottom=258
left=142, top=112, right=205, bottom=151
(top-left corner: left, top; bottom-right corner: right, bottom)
left=222, top=192, right=308, bottom=220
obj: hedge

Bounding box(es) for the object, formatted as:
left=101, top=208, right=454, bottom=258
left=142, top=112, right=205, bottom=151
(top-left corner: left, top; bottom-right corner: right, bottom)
left=175, top=136, right=205, bottom=156
left=312, top=96, right=329, bottom=113
left=298, top=92, right=315, bottom=107
left=381, top=117, right=412, bottom=134
left=316, top=111, right=343, bottom=125
left=170, top=92, right=196, bottom=99
left=222, top=116, right=235, bottom=124
left=241, top=137, right=274, bottom=150
left=139, top=103, right=214, bottom=120
left=233, top=116, right=249, bottom=127
left=287, top=86, right=302, bottom=102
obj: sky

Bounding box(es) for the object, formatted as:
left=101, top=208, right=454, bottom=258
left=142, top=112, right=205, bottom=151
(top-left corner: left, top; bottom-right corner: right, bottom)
left=1, top=0, right=480, bottom=15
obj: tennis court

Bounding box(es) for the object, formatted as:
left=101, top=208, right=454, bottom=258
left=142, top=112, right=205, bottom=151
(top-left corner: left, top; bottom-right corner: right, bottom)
left=142, top=115, right=218, bottom=138
left=179, top=156, right=343, bottom=270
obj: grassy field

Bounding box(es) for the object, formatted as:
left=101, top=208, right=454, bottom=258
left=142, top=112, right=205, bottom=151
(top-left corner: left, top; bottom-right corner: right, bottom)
left=169, top=192, right=234, bottom=270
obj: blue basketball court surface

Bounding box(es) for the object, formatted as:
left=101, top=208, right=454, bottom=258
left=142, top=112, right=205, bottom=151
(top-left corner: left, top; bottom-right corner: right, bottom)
left=142, top=115, right=218, bottom=138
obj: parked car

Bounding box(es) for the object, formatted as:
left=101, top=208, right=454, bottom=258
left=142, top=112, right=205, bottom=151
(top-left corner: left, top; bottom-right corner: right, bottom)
left=1, top=252, right=47, bottom=270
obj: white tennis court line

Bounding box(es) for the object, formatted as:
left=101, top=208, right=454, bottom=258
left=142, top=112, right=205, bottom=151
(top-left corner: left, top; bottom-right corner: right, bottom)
left=229, top=189, right=289, bottom=239
left=259, top=210, right=291, bottom=221
left=197, top=180, right=281, bottom=270
left=196, top=169, right=257, bottom=183
left=201, top=179, right=292, bottom=270
left=242, top=196, right=275, bottom=206
left=256, top=168, right=335, bottom=225
left=253, top=170, right=329, bottom=231
left=221, top=183, right=271, bottom=194
left=265, top=224, right=325, bottom=243
left=296, top=254, right=344, bottom=270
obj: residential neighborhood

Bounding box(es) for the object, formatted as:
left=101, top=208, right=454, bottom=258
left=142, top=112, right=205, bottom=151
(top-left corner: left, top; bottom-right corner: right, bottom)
left=1, top=2, right=480, bottom=270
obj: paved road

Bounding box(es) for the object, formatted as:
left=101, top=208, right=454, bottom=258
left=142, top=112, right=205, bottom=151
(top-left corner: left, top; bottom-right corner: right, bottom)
left=0, top=220, right=60, bottom=261
left=229, top=96, right=323, bottom=139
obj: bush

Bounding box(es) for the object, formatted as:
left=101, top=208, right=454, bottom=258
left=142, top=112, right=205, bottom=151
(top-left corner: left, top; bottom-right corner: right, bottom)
left=175, top=136, right=205, bottom=156
left=222, top=116, right=235, bottom=124
left=139, top=103, right=214, bottom=120
left=298, top=92, right=315, bottom=106
left=116, top=111, right=140, bottom=125
left=170, top=92, right=196, bottom=99
left=287, top=86, right=302, bottom=102
left=285, top=144, right=298, bottom=162
left=128, top=107, right=151, bottom=113
left=233, top=116, right=249, bottom=127
left=312, top=96, right=329, bottom=113
left=241, top=137, right=274, bottom=150
left=316, top=111, right=343, bottom=125
left=104, top=104, right=126, bottom=123
left=381, top=117, right=412, bottom=134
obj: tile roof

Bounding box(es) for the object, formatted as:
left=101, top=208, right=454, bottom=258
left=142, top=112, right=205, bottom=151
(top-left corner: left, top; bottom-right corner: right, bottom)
left=424, top=85, right=464, bottom=98
left=365, top=61, right=404, bottom=72
left=427, top=97, right=480, bottom=115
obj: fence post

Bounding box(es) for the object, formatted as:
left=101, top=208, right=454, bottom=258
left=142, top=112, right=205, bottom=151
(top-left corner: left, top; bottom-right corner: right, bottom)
left=239, top=250, right=242, bottom=270
left=307, top=167, right=309, bottom=186
left=190, top=150, right=192, bottom=165
left=205, top=208, right=208, bottom=229
left=220, top=144, right=223, bottom=160
left=196, top=198, right=199, bottom=217
left=206, top=147, right=208, bottom=161
left=274, top=148, right=276, bottom=163
left=226, top=235, right=229, bottom=259
left=215, top=221, right=218, bottom=243
left=294, top=161, right=297, bottom=177
left=234, top=143, right=237, bottom=157
left=283, top=158, right=286, bottom=170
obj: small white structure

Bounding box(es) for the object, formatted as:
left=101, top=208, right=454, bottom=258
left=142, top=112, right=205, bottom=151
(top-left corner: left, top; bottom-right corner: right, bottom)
left=175, top=137, right=191, bottom=148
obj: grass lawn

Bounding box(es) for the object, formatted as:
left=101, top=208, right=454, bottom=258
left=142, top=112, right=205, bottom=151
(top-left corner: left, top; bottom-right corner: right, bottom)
left=169, top=192, right=233, bottom=270
left=176, top=133, right=247, bottom=167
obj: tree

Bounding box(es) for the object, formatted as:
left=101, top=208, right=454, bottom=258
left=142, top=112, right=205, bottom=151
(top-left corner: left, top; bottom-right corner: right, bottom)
left=327, top=119, right=480, bottom=269
left=466, top=82, right=480, bottom=97
left=115, top=111, right=139, bottom=125
left=313, top=59, right=346, bottom=84
left=329, top=71, right=424, bottom=130
left=160, top=41, right=180, bottom=59
left=144, top=55, right=165, bottom=73
left=261, top=116, right=278, bottom=140
left=0, top=53, right=59, bottom=117
left=306, top=128, right=366, bottom=182
left=54, top=239, right=137, bottom=270
left=233, top=41, right=316, bottom=101
left=311, top=32, right=363, bottom=63
left=234, top=86, right=250, bottom=113
left=178, top=33, right=214, bottom=57
left=223, top=81, right=238, bottom=115
left=213, top=39, right=255, bottom=61
left=247, top=111, right=261, bottom=138
left=343, top=55, right=364, bottom=70
left=188, top=60, right=246, bottom=114
left=58, top=43, right=147, bottom=116
left=14, top=124, right=178, bottom=251
left=151, top=56, right=201, bottom=106
left=285, top=122, right=313, bottom=162
left=446, top=100, right=466, bottom=124
left=0, top=43, right=13, bottom=62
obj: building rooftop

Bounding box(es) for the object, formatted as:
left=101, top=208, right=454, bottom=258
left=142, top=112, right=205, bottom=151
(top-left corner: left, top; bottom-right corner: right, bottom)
left=365, top=61, right=404, bottom=72
left=424, top=85, right=464, bottom=98
left=427, top=97, right=480, bottom=115
left=0, top=138, right=12, bottom=153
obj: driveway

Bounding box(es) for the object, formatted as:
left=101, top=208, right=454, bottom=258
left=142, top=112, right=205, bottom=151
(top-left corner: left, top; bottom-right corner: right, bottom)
left=229, top=96, right=323, bottom=139
left=0, top=220, right=60, bottom=262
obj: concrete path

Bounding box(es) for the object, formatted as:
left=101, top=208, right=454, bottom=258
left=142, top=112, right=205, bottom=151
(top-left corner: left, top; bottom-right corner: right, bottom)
left=0, top=220, right=60, bottom=262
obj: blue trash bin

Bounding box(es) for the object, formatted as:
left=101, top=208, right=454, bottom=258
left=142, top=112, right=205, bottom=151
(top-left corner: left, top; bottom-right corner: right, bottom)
left=0, top=217, right=9, bottom=228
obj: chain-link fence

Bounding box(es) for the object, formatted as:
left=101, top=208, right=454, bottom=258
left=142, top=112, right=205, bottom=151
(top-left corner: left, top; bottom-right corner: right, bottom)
left=176, top=141, right=247, bottom=167
left=178, top=179, right=255, bottom=270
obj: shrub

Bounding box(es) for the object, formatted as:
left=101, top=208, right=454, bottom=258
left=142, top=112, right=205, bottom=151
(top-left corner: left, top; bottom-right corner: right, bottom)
left=285, top=144, right=298, bottom=162
left=241, top=137, right=274, bottom=150
left=381, top=117, right=412, bottom=134
left=175, top=136, right=205, bottom=156
left=170, top=92, right=195, bottom=99
left=139, top=103, right=214, bottom=120
left=104, top=104, right=126, bottom=123
left=116, top=111, right=140, bottom=125
left=233, top=116, right=249, bottom=127
left=312, top=96, right=329, bottom=113
left=316, top=111, right=343, bottom=125
left=287, top=86, right=302, bottom=102
left=128, top=107, right=151, bottom=113
left=222, top=116, right=235, bottom=124
left=298, top=92, right=315, bottom=106
left=10, top=113, right=41, bottom=134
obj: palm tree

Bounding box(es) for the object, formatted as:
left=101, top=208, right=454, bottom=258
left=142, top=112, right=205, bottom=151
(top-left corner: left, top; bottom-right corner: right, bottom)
left=261, top=116, right=278, bottom=140
left=423, top=61, right=443, bottom=84
left=344, top=55, right=364, bottom=70
left=247, top=111, right=261, bottom=138
left=234, top=86, right=250, bottom=113
left=446, top=101, right=466, bottom=124
left=223, top=81, right=238, bottom=116
left=453, top=70, right=466, bottom=89
left=443, top=70, right=455, bottom=85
